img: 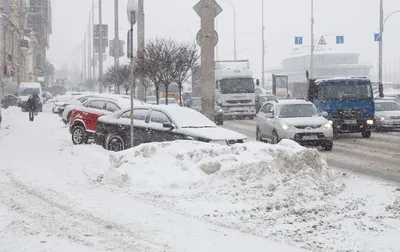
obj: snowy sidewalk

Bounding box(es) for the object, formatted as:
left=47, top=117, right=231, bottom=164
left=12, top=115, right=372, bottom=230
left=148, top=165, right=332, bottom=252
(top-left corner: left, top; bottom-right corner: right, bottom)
left=0, top=106, right=308, bottom=251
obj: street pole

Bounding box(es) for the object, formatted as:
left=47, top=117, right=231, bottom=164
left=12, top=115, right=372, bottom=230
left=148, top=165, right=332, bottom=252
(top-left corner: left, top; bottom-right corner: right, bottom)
left=92, top=0, right=96, bottom=80
left=137, top=0, right=145, bottom=100
left=114, top=0, right=119, bottom=69
left=98, top=0, right=103, bottom=93
left=215, top=17, right=219, bottom=60
left=233, top=8, right=237, bottom=60
left=261, top=0, right=265, bottom=88
left=310, top=0, right=314, bottom=79
left=127, top=0, right=138, bottom=149
left=200, top=0, right=216, bottom=120
left=378, top=0, right=384, bottom=97
left=88, top=15, right=92, bottom=79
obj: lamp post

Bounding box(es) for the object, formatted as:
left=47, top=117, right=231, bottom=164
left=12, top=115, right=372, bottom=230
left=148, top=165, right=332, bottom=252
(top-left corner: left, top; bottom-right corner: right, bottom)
left=261, top=0, right=265, bottom=87
left=378, top=0, right=400, bottom=97
left=310, top=0, right=314, bottom=79
left=127, top=0, right=137, bottom=149
left=224, top=0, right=237, bottom=60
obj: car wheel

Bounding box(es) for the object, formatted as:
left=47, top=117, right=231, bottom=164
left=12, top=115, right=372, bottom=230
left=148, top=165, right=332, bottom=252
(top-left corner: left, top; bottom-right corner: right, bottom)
left=107, top=134, right=125, bottom=152
left=272, top=131, right=280, bottom=144
left=72, top=126, right=88, bottom=145
left=361, top=131, right=371, bottom=138
left=322, top=141, right=333, bottom=151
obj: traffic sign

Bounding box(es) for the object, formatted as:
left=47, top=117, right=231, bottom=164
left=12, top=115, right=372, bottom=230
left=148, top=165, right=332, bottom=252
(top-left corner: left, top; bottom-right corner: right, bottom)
left=336, top=36, right=344, bottom=44
left=196, top=29, right=219, bottom=47
left=295, top=36, right=303, bottom=45
left=318, top=36, right=327, bottom=45
left=374, top=33, right=382, bottom=42
left=193, top=0, right=223, bottom=18
left=93, top=24, right=108, bottom=38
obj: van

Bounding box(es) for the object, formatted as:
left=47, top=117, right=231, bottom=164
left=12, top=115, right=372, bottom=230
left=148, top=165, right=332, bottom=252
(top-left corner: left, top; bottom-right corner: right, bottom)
left=18, top=82, right=44, bottom=112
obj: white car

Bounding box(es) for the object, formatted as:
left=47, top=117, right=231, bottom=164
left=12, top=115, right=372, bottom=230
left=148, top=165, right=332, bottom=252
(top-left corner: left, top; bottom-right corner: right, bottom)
left=256, top=99, right=333, bottom=150
left=158, top=98, right=180, bottom=106
left=52, top=95, right=74, bottom=114
left=374, top=99, right=400, bottom=132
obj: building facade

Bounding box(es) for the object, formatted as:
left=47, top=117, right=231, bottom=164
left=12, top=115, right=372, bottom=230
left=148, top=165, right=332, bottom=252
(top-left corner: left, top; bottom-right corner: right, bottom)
left=0, top=0, right=51, bottom=97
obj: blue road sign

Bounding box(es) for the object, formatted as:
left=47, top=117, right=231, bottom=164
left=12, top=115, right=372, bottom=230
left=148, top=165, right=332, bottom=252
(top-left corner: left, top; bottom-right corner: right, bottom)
left=295, top=37, right=303, bottom=45
left=336, top=36, right=344, bottom=44
left=374, top=33, right=382, bottom=42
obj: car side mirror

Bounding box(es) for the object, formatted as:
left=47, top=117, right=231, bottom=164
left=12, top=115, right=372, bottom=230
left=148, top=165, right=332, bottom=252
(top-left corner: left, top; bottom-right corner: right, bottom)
left=163, top=122, right=174, bottom=130
left=321, top=111, right=328, bottom=117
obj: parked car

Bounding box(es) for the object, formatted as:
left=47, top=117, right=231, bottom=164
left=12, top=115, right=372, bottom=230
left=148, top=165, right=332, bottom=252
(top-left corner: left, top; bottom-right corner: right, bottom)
left=255, top=94, right=277, bottom=113
left=189, top=97, right=224, bottom=125
left=95, top=105, right=248, bottom=151
left=374, top=99, right=400, bottom=132
left=159, top=98, right=179, bottom=106
left=256, top=99, right=333, bottom=150
left=69, top=97, right=144, bottom=145
left=1, top=94, right=19, bottom=109
left=52, top=95, right=74, bottom=114
left=146, top=96, right=157, bottom=104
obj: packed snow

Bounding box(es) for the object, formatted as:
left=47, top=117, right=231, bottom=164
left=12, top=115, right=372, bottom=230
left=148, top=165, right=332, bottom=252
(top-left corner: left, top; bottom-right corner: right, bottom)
left=0, top=105, right=399, bottom=252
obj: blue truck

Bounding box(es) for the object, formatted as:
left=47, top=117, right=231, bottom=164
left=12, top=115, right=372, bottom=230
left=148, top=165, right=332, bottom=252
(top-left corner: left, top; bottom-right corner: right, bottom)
left=307, top=78, right=375, bottom=138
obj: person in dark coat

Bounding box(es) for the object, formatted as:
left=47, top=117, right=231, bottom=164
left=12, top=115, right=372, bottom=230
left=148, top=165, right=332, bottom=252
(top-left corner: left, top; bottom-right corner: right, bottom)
left=26, top=93, right=38, bottom=121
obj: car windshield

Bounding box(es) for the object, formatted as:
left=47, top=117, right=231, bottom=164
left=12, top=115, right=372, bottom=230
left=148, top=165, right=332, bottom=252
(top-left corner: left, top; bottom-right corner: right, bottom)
left=219, top=78, right=255, bottom=94
left=20, top=88, right=40, bottom=96
left=279, top=104, right=320, bottom=118
left=168, top=108, right=216, bottom=128
left=325, top=82, right=373, bottom=100
left=375, top=102, right=400, bottom=111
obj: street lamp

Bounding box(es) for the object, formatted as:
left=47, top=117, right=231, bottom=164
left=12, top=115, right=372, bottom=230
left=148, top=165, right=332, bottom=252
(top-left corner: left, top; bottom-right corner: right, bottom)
left=378, top=0, right=400, bottom=97
left=223, top=0, right=237, bottom=61
left=127, top=0, right=137, bottom=149
left=310, top=0, right=314, bottom=79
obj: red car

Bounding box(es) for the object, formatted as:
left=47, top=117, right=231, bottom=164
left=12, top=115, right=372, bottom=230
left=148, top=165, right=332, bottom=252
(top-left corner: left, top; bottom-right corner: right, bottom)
left=69, top=97, right=142, bottom=145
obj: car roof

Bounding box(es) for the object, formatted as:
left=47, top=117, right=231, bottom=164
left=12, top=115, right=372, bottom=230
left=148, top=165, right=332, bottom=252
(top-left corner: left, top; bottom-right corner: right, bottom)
left=375, top=99, right=398, bottom=103
left=267, top=99, right=312, bottom=105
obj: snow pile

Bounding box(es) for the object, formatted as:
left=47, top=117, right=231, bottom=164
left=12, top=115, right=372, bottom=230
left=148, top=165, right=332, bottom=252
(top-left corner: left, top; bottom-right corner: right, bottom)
left=107, top=140, right=343, bottom=213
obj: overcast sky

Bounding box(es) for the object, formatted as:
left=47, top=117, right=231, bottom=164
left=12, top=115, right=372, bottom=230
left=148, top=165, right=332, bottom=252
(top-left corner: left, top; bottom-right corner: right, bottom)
left=48, top=0, right=400, bottom=81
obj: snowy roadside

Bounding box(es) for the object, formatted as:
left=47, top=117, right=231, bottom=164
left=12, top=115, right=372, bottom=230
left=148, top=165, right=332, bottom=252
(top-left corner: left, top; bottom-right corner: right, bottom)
left=0, top=106, right=308, bottom=252
left=1, top=106, right=399, bottom=252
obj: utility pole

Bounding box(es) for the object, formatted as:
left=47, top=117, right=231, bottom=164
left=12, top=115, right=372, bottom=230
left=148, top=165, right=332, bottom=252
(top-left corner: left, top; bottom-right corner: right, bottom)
left=114, top=0, right=120, bottom=68
left=88, top=16, right=92, bottom=79
left=378, top=0, right=384, bottom=97
left=137, top=0, right=145, bottom=100
left=310, top=0, right=314, bottom=79
left=261, top=0, right=265, bottom=88
left=92, top=0, right=96, bottom=80
left=83, top=33, right=87, bottom=82
left=98, top=0, right=103, bottom=93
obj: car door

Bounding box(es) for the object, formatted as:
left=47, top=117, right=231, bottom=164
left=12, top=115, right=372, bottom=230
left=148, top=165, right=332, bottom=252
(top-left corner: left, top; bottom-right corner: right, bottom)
left=147, top=109, right=178, bottom=142
left=84, top=100, right=107, bottom=131
left=257, top=103, right=272, bottom=138
left=265, top=103, right=277, bottom=139
left=118, top=108, right=151, bottom=144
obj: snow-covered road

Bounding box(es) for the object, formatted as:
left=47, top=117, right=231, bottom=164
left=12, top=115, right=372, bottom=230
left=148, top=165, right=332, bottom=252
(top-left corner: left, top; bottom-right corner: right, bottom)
left=1, top=105, right=400, bottom=252
left=223, top=119, right=400, bottom=183
left=0, top=106, right=307, bottom=252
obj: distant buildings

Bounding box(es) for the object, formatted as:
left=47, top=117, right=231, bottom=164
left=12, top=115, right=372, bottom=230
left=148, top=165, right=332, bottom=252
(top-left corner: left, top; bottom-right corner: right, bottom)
left=0, top=0, right=52, bottom=97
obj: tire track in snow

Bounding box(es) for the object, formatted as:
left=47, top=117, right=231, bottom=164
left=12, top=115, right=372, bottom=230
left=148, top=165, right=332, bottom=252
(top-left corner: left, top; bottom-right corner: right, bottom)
left=0, top=170, right=171, bottom=252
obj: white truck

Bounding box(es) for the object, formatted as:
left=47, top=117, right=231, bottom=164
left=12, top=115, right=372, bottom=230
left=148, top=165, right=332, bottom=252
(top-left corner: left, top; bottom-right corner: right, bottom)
left=215, top=60, right=257, bottom=118
left=18, top=82, right=44, bottom=112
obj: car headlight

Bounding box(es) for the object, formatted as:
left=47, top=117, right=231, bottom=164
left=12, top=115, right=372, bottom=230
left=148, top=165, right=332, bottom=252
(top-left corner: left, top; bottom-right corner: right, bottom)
left=209, top=140, right=228, bottom=145
left=366, top=119, right=374, bottom=125
left=323, top=121, right=332, bottom=129
left=281, top=123, right=296, bottom=131
left=379, top=116, right=389, bottom=121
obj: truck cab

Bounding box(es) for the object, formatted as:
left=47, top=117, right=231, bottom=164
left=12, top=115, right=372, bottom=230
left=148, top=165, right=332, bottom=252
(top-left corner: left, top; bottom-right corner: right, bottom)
left=308, top=77, right=375, bottom=138
left=214, top=60, right=256, bottom=119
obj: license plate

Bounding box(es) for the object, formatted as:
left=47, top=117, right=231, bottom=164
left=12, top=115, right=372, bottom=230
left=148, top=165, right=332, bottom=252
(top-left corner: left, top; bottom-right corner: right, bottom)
left=344, top=119, right=357, bottom=124
left=303, top=135, right=318, bottom=140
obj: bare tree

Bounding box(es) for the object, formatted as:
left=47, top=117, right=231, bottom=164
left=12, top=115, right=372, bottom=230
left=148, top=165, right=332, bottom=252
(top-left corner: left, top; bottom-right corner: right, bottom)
left=99, top=72, right=113, bottom=93
left=174, top=42, right=199, bottom=105
left=120, top=65, right=133, bottom=95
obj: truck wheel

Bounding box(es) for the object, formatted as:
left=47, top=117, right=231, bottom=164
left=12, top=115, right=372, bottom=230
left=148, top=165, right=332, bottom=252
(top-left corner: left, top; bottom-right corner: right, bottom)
left=361, top=131, right=371, bottom=138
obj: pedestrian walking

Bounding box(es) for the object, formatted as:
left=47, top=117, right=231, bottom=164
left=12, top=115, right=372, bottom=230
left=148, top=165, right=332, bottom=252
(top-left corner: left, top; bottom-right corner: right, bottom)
left=26, top=93, right=38, bottom=121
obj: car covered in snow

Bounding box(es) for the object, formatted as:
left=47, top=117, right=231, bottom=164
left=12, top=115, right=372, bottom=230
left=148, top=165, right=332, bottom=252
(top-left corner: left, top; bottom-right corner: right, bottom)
left=374, top=99, right=400, bottom=132
left=52, top=95, right=74, bottom=114
left=95, top=105, right=248, bottom=151
left=1, top=94, right=19, bottom=109
left=69, top=97, right=145, bottom=145
left=256, top=99, right=334, bottom=150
